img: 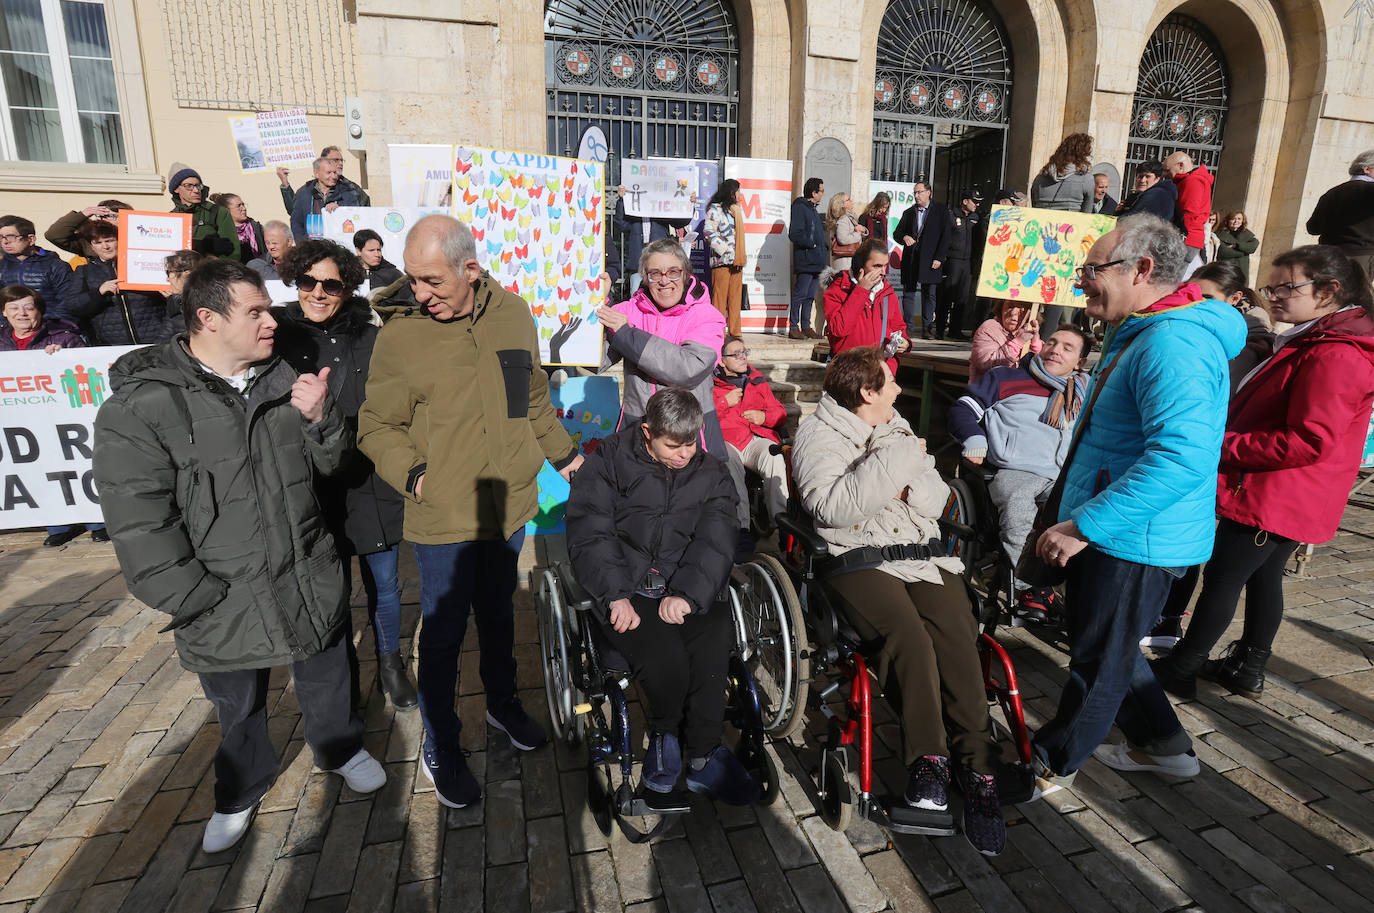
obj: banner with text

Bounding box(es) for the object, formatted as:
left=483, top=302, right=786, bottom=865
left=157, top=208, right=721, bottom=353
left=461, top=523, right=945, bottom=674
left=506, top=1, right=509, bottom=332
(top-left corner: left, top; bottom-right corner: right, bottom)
left=868, top=180, right=915, bottom=292
left=451, top=145, right=606, bottom=367
left=724, top=157, right=792, bottom=331
left=228, top=109, right=315, bottom=174
left=620, top=159, right=697, bottom=219
left=117, top=211, right=191, bottom=292
left=976, top=205, right=1115, bottom=308
left=526, top=375, right=620, bottom=536
left=321, top=207, right=448, bottom=267
left=650, top=158, right=719, bottom=283
left=0, top=346, right=142, bottom=529
left=388, top=144, right=455, bottom=208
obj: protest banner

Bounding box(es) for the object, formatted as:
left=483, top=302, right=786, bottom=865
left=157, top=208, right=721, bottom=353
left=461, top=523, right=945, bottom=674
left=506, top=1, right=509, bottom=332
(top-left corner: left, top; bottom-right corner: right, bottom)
left=321, top=207, right=447, bottom=266
left=868, top=180, right=916, bottom=292
left=451, top=145, right=606, bottom=367
left=525, top=375, right=620, bottom=536
left=620, top=159, right=697, bottom=219
left=976, top=205, right=1115, bottom=308
left=0, top=346, right=141, bottom=530
left=227, top=108, right=315, bottom=174
left=116, top=211, right=191, bottom=292
left=724, top=157, right=792, bottom=332
left=650, top=157, right=719, bottom=283
left=388, top=144, right=455, bottom=208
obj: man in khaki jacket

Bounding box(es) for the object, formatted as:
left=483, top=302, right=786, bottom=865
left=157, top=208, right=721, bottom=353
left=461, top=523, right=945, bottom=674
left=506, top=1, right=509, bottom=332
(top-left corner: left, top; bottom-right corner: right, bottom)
left=358, top=215, right=582, bottom=808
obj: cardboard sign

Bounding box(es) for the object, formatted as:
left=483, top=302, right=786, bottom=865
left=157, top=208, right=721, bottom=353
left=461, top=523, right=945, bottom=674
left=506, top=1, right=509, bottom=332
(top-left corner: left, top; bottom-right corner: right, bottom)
left=0, top=345, right=142, bottom=529
left=116, top=211, right=191, bottom=292
left=976, top=205, right=1115, bottom=308
left=526, top=375, right=621, bottom=536
left=388, top=144, right=455, bottom=208
left=228, top=108, right=315, bottom=174
left=450, top=145, right=606, bottom=367
left=620, top=159, right=697, bottom=219
left=725, top=157, right=793, bottom=332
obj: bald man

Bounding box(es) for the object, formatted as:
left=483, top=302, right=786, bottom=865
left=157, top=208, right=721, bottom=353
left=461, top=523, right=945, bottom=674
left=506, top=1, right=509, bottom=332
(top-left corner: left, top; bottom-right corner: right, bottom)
left=357, top=215, right=583, bottom=808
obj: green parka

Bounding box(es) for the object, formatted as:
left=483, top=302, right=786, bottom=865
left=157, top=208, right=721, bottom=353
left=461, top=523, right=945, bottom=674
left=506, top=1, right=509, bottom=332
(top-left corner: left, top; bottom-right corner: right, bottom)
left=92, top=339, right=350, bottom=673
left=172, top=199, right=241, bottom=261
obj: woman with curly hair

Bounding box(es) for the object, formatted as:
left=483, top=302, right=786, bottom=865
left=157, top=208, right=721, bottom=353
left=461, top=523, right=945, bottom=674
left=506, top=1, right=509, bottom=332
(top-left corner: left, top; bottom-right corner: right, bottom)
left=272, top=239, right=416, bottom=713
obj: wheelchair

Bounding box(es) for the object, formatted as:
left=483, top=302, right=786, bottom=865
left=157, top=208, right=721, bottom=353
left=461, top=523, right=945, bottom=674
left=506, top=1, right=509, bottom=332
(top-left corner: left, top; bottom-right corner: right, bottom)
left=532, top=548, right=806, bottom=842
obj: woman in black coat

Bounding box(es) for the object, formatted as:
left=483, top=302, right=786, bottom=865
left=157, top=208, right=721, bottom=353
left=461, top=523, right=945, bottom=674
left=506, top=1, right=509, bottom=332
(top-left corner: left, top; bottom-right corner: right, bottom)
left=272, top=239, right=416, bottom=710
left=69, top=219, right=172, bottom=344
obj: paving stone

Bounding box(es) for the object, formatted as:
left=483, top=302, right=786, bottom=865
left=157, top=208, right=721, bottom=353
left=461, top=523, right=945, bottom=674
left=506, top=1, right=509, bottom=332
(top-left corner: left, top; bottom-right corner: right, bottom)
left=680, top=798, right=741, bottom=886
left=367, top=762, right=418, bottom=846
left=284, top=774, right=344, bottom=857
left=346, top=841, right=402, bottom=913
left=309, top=800, right=372, bottom=898
left=212, top=809, right=294, bottom=910
left=706, top=879, right=758, bottom=913
left=484, top=777, right=526, bottom=866
left=395, top=878, right=439, bottom=913
left=259, top=852, right=319, bottom=913
left=785, top=864, right=848, bottom=913
left=0, top=836, right=82, bottom=902
left=97, top=787, right=192, bottom=882
left=527, top=815, right=575, bottom=913
left=116, top=822, right=208, bottom=913
left=569, top=850, right=621, bottom=913
left=726, top=827, right=802, bottom=913
left=438, top=825, right=484, bottom=913
left=651, top=837, right=711, bottom=913
left=800, top=815, right=886, bottom=913
left=755, top=795, right=816, bottom=869
left=1202, top=826, right=1339, bottom=912
left=606, top=826, right=660, bottom=905
left=152, top=862, right=230, bottom=913
left=484, top=861, right=530, bottom=913
left=864, top=848, right=937, bottom=912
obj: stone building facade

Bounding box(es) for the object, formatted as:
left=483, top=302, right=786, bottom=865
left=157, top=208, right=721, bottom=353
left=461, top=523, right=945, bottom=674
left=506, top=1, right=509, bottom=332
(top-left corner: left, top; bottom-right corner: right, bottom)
left=2, top=0, right=1372, bottom=272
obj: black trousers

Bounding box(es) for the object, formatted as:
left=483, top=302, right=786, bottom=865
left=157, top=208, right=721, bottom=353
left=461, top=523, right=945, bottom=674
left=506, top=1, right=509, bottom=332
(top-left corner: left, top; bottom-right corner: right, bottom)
left=198, top=638, right=364, bottom=813
left=600, top=594, right=733, bottom=757
left=1176, top=518, right=1298, bottom=657
left=939, top=259, right=973, bottom=335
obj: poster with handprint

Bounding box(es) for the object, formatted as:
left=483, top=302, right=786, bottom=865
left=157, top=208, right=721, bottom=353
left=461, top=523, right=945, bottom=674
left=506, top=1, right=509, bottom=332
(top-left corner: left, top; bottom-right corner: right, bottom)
left=976, top=205, right=1115, bottom=308
left=526, top=375, right=621, bottom=536
left=451, top=145, right=606, bottom=366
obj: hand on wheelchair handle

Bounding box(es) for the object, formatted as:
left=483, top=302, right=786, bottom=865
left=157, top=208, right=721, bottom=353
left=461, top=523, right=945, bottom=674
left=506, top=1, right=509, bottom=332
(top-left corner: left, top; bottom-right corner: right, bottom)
left=609, top=598, right=640, bottom=633
left=659, top=596, right=692, bottom=625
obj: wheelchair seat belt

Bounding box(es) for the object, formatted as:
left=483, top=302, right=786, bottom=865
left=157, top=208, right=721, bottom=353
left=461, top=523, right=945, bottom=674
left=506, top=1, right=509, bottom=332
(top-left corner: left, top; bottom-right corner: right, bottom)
left=818, top=539, right=946, bottom=579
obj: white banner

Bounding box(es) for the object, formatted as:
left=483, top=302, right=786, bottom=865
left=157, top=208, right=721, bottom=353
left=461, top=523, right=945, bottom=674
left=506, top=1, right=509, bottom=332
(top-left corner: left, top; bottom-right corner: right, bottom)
left=0, top=346, right=142, bottom=530
left=228, top=109, right=314, bottom=174
left=725, top=157, right=793, bottom=332
left=868, top=180, right=916, bottom=292
left=620, top=159, right=697, bottom=219
left=388, top=144, right=455, bottom=208
left=320, top=207, right=447, bottom=264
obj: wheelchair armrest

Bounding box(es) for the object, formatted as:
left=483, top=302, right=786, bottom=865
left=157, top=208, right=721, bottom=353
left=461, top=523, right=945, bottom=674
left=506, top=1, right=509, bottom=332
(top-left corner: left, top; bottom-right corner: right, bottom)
left=553, top=561, right=597, bottom=613
left=776, top=514, right=829, bottom=557
left=937, top=517, right=976, bottom=540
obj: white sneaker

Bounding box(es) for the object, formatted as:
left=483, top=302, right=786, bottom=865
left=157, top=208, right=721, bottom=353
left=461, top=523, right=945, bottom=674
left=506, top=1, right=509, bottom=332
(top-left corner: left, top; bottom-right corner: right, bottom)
left=330, top=749, right=387, bottom=793
left=1092, top=741, right=1200, bottom=777
left=203, top=805, right=257, bottom=853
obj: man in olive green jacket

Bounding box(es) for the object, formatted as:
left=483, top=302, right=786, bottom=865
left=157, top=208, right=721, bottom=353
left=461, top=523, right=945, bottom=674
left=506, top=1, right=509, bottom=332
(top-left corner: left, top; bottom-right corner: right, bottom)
left=167, top=164, right=241, bottom=259
left=358, top=215, right=582, bottom=808
left=93, top=259, right=385, bottom=854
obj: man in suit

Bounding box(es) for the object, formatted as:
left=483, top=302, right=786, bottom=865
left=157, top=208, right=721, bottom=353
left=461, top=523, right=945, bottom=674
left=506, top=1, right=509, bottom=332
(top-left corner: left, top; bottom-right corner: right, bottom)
left=1092, top=174, right=1118, bottom=215
left=894, top=181, right=951, bottom=339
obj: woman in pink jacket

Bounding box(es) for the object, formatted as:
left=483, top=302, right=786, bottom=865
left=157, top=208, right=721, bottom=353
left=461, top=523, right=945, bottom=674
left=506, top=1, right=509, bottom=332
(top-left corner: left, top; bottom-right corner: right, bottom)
left=968, top=300, right=1042, bottom=382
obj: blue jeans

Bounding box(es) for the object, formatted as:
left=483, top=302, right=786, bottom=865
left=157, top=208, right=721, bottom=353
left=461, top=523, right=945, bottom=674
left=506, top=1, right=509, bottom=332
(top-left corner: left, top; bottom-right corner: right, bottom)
left=790, top=272, right=820, bottom=329
left=358, top=546, right=402, bottom=656
left=413, top=532, right=525, bottom=751
left=900, top=284, right=939, bottom=329
left=1032, top=547, right=1192, bottom=776
left=46, top=524, right=104, bottom=534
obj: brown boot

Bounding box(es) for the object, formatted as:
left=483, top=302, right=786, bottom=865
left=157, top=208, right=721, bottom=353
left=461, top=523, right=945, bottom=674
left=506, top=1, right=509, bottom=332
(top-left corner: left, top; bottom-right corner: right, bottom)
left=787, top=328, right=805, bottom=340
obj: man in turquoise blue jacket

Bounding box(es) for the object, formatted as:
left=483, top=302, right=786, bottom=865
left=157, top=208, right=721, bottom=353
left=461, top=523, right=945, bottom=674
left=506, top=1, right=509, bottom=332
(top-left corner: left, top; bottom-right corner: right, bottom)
left=1030, top=214, right=1245, bottom=786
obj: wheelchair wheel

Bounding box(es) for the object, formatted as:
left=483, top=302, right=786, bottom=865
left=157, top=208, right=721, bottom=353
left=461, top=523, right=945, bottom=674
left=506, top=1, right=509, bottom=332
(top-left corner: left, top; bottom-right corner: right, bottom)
left=733, top=554, right=810, bottom=740
left=943, top=479, right=1006, bottom=629
left=535, top=569, right=584, bottom=747
left=817, top=750, right=853, bottom=832
left=941, top=478, right=977, bottom=568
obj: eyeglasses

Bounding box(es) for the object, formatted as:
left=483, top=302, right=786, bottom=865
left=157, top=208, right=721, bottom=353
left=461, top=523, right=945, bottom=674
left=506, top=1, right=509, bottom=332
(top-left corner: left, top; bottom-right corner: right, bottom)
left=646, top=268, right=684, bottom=283
left=723, top=348, right=751, bottom=358
left=1259, top=280, right=1315, bottom=301
left=1075, top=259, right=1128, bottom=281
left=0, top=233, right=27, bottom=242
left=178, top=182, right=203, bottom=190
left=296, top=275, right=347, bottom=296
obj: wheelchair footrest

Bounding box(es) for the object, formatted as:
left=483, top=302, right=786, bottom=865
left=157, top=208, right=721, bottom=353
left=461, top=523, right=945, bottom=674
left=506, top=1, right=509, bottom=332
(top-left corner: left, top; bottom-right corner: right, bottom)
left=865, top=796, right=957, bottom=837
left=626, top=787, right=693, bottom=816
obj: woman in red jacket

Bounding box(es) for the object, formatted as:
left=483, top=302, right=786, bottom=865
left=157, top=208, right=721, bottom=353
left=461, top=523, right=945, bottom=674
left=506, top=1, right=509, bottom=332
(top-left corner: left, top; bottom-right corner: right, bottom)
left=1154, top=246, right=1374, bottom=698
left=822, top=239, right=910, bottom=375
left=713, top=336, right=790, bottom=525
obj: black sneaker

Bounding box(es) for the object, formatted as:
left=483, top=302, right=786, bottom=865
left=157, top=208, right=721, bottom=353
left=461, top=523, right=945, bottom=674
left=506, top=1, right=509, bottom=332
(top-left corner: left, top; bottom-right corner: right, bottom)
left=486, top=701, right=547, bottom=751
left=43, top=528, right=82, bottom=548
left=904, top=755, right=950, bottom=810
left=962, top=771, right=1006, bottom=856
left=421, top=739, right=481, bottom=808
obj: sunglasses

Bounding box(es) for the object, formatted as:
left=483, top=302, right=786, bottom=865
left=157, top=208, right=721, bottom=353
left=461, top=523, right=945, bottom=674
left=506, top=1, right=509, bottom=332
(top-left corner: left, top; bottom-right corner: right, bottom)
left=296, top=275, right=347, bottom=296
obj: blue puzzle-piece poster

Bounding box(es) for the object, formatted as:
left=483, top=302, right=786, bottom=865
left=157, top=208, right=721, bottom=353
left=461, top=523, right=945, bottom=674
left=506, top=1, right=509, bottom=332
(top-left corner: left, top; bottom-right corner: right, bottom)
left=527, top=375, right=621, bottom=536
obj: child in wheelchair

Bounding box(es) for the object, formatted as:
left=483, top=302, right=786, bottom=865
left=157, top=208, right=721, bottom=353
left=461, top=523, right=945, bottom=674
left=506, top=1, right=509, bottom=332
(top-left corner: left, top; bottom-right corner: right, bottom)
left=791, top=346, right=1007, bottom=855
left=948, top=324, right=1091, bottom=624
left=566, top=387, right=761, bottom=807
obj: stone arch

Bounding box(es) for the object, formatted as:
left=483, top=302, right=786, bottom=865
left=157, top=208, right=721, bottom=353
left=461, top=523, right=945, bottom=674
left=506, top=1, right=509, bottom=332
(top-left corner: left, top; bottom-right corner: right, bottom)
left=733, top=0, right=791, bottom=159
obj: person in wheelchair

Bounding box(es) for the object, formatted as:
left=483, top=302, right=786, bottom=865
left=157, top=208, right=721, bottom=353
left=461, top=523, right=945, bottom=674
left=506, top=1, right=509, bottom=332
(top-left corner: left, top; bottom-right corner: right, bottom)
left=713, top=335, right=790, bottom=529
left=565, top=387, right=761, bottom=806
left=948, top=325, right=1091, bottom=623
left=790, top=346, right=1007, bottom=855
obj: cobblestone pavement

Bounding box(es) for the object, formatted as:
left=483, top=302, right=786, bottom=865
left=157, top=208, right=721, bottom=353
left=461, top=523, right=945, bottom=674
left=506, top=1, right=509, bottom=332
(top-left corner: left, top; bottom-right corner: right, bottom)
left=2, top=496, right=1374, bottom=913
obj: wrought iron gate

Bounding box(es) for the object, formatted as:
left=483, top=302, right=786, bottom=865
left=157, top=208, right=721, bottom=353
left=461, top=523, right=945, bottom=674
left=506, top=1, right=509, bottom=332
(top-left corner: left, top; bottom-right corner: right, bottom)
left=1126, top=14, right=1229, bottom=173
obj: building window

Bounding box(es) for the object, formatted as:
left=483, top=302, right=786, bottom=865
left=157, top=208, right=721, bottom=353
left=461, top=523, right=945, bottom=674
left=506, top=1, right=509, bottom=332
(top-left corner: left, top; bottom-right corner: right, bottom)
left=0, top=0, right=123, bottom=164
left=1127, top=14, right=1229, bottom=173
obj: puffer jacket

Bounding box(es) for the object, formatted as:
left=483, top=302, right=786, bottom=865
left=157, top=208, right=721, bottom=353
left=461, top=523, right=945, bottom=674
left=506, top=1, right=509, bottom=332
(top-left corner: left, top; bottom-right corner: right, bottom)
left=1173, top=164, right=1215, bottom=250
left=789, top=197, right=827, bottom=274
left=948, top=356, right=1087, bottom=480
left=565, top=425, right=738, bottom=620
left=0, top=247, right=76, bottom=318
left=358, top=273, right=578, bottom=544
left=171, top=199, right=240, bottom=260
left=70, top=258, right=172, bottom=345
left=1217, top=307, right=1374, bottom=544
left=822, top=270, right=905, bottom=374
left=92, top=339, right=350, bottom=673
left=604, top=277, right=728, bottom=456
left=273, top=296, right=404, bottom=556
left=0, top=316, right=85, bottom=352
left=1031, top=167, right=1094, bottom=213
left=712, top=366, right=786, bottom=450
left=791, top=393, right=963, bottom=584
left=1058, top=286, right=1246, bottom=567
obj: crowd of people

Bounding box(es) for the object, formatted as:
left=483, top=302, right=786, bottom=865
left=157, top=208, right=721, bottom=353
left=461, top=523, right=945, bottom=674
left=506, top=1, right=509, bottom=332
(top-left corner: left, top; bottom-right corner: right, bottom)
left=3, top=134, right=1372, bottom=866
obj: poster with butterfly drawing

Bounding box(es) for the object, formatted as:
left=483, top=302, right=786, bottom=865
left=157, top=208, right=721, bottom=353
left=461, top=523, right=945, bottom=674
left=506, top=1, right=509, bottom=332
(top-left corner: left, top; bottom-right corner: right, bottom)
left=976, top=205, right=1115, bottom=309
left=451, top=144, right=606, bottom=366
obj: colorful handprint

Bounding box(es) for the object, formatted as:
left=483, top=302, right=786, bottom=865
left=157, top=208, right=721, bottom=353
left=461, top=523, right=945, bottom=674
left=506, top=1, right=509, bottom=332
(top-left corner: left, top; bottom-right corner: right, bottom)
left=1040, top=276, right=1058, bottom=303
left=1004, top=243, right=1025, bottom=274
left=1021, top=257, right=1047, bottom=286
left=989, top=224, right=1013, bottom=246
left=990, top=264, right=1010, bottom=292
left=1016, top=220, right=1041, bottom=248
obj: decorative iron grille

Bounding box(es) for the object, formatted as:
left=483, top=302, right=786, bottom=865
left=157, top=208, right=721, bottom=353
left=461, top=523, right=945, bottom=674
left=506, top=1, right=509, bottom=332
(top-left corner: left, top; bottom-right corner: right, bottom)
left=872, top=0, right=1012, bottom=182
left=544, top=0, right=738, bottom=167
left=1126, top=14, right=1229, bottom=173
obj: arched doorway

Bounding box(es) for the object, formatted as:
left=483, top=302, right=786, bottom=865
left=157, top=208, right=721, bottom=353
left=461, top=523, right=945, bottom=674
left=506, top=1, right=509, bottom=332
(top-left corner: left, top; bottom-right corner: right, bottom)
left=543, top=0, right=740, bottom=169
left=871, top=0, right=1012, bottom=196
left=1126, top=14, right=1230, bottom=173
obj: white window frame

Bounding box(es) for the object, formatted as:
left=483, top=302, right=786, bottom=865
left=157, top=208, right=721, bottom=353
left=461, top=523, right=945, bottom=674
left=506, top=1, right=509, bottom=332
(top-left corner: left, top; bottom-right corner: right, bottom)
left=0, top=0, right=105, bottom=162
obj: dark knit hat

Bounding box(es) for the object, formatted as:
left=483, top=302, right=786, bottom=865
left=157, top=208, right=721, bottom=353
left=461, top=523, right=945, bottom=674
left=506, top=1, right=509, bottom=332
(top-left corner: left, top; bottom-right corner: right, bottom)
left=168, top=165, right=202, bottom=194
